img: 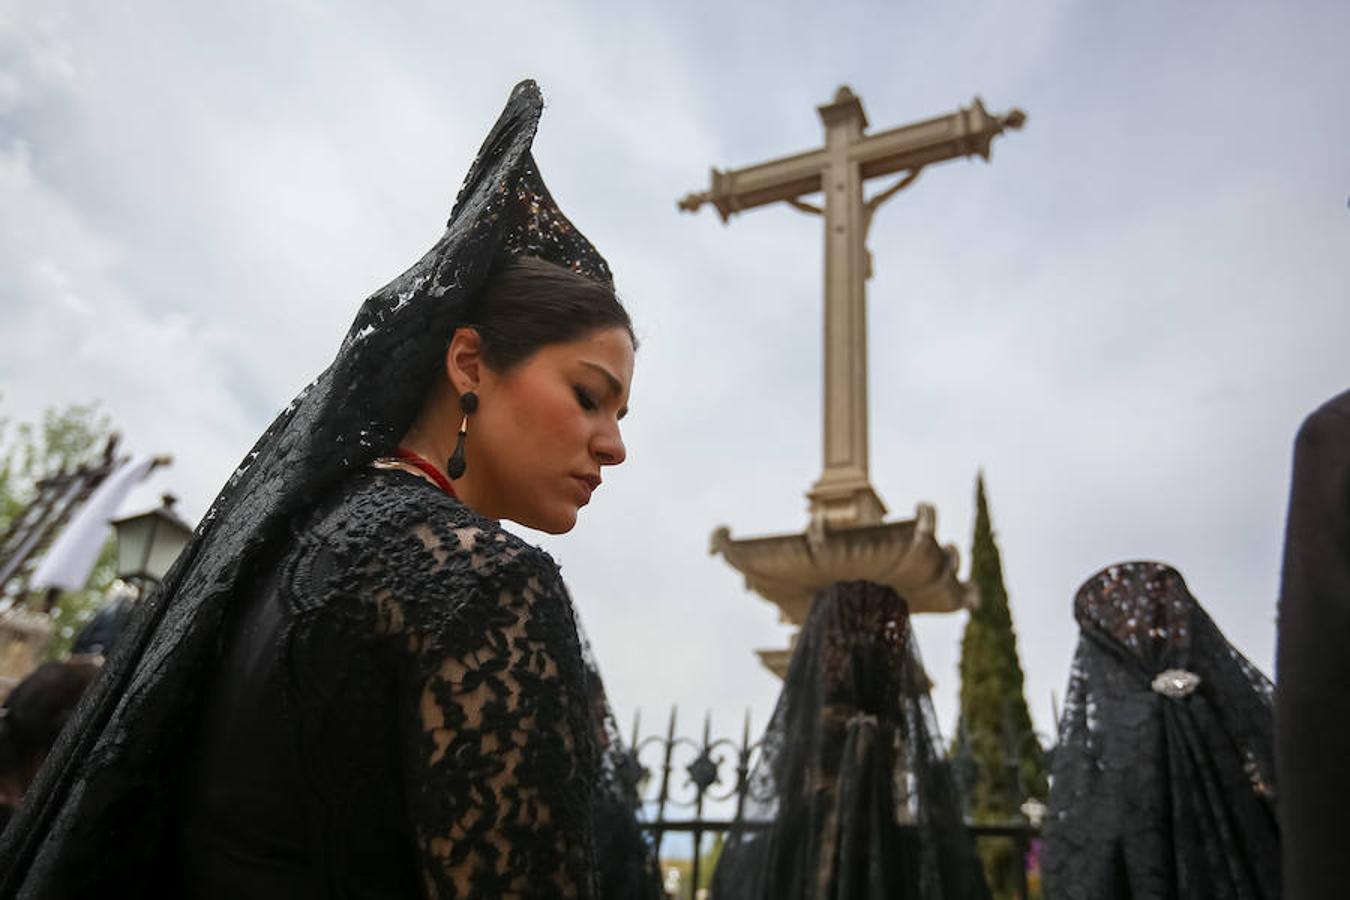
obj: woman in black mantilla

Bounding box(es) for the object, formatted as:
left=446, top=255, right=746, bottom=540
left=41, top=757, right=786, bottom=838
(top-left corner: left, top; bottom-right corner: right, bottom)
left=711, top=581, right=991, bottom=900
left=1041, top=561, right=1280, bottom=900
left=0, top=81, right=660, bottom=899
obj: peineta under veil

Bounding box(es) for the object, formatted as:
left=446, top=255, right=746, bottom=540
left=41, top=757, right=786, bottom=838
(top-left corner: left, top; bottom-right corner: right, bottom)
left=712, top=580, right=991, bottom=900
left=0, top=80, right=641, bottom=896
left=1041, top=561, right=1280, bottom=900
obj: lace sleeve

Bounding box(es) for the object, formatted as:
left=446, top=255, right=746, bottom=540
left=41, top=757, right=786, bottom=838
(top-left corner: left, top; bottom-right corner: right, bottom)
left=380, top=522, right=598, bottom=899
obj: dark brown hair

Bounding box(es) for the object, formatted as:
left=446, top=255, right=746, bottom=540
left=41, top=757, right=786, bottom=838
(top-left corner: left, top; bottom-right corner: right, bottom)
left=459, top=256, right=635, bottom=372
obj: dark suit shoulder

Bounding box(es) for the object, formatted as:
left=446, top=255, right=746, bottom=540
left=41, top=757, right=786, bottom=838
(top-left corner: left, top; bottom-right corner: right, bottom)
left=1297, top=388, right=1350, bottom=449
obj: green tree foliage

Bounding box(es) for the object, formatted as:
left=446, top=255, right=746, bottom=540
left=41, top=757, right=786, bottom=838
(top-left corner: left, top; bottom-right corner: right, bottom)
left=0, top=398, right=119, bottom=658
left=0, top=401, right=113, bottom=531
left=955, top=473, right=1047, bottom=899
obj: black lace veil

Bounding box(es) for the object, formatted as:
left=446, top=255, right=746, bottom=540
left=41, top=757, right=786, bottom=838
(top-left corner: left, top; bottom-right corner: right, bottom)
left=712, top=581, right=990, bottom=900
left=0, top=80, right=639, bottom=896
left=1041, top=561, right=1280, bottom=900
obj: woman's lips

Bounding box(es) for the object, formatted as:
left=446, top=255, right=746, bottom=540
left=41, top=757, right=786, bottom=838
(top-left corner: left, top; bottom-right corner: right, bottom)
left=571, top=475, right=599, bottom=503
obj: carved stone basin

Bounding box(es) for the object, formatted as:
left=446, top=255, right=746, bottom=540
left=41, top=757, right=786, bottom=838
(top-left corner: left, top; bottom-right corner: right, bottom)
left=711, top=502, right=973, bottom=623
left=711, top=503, right=974, bottom=677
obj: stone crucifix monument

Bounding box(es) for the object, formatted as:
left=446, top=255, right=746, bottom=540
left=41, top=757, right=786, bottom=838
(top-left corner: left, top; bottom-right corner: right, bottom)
left=681, top=86, right=1026, bottom=676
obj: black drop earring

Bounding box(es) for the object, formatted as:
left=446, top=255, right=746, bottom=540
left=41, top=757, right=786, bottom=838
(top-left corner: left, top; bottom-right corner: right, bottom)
left=447, top=391, right=478, bottom=479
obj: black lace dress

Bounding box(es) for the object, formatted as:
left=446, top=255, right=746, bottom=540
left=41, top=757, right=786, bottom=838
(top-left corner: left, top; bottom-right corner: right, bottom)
left=177, top=467, right=597, bottom=897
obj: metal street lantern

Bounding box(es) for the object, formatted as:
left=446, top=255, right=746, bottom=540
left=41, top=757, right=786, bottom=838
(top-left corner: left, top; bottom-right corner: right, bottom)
left=111, top=494, right=193, bottom=585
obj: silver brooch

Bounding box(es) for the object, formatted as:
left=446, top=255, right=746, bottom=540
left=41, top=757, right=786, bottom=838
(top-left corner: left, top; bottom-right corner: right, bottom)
left=1152, top=669, right=1201, bottom=698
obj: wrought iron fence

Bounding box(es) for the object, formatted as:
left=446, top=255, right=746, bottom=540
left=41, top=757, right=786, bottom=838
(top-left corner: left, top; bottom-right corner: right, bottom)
left=625, top=707, right=1048, bottom=899
left=625, top=707, right=755, bottom=894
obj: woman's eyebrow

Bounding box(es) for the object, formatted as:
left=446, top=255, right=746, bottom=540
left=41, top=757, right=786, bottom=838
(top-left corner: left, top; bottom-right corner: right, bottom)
left=580, top=361, right=629, bottom=419
left=581, top=361, right=623, bottom=396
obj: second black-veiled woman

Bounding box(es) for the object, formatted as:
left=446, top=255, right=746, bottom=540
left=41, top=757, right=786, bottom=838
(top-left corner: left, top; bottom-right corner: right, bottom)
left=0, top=80, right=660, bottom=899
left=1042, top=561, right=1280, bottom=900
left=712, top=580, right=990, bottom=900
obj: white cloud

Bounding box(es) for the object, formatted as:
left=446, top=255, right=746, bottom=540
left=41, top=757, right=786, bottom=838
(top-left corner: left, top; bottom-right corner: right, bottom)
left=0, top=4, right=78, bottom=115
left=0, top=124, right=254, bottom=526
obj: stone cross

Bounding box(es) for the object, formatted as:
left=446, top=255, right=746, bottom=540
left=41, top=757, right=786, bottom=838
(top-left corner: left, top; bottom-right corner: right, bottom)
left=681, top=87, right=1025, bottom=533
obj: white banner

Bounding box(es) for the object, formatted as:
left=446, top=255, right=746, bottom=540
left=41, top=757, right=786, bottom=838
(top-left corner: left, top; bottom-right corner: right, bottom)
left=29, top=456, right=156, bottom=592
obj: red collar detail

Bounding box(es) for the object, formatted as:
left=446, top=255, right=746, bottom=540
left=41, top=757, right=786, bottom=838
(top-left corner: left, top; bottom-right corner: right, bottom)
left=393, top=448, right=458, bottom=498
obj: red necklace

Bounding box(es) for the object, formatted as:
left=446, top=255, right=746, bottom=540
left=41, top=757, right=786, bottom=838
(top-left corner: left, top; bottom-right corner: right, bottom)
left=393, top=448, right=458, bottom=498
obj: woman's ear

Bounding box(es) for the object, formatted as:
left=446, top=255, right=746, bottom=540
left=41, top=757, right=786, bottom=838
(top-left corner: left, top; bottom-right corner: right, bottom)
left=446, top=328, right=484, bottom=393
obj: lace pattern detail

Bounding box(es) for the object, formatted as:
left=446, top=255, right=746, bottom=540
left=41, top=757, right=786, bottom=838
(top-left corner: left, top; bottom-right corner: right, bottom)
left=1074, top=562, right=1193, bottom=666
left=284, top=469, right=598, bottom=898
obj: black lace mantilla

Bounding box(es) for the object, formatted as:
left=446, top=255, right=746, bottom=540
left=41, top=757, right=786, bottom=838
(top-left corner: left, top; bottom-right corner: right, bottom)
left=712, top=581, right=990, bottom=900
left=1042, top=561, right=1280, bottom=900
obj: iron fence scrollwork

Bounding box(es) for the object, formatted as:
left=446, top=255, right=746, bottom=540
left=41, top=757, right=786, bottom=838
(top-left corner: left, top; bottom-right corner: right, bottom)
left=630, top=707, right=1048, bottom=899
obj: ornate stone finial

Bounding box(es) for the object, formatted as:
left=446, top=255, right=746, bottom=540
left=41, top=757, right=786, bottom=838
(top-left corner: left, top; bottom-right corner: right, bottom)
left=709, top=525, right=734, bottom=557
left=677, top=191, right=708, bottom=213
left=818, top=86, right=868, bottom=130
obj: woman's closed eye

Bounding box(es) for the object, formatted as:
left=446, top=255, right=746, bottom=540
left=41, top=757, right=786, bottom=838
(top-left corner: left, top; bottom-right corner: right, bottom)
left=573, top=386, right=598, bottom=411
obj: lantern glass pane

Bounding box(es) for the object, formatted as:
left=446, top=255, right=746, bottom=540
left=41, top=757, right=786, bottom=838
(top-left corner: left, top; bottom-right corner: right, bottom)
left=114, top=514, right=157, bottom=581
left=145, top=519, right=191, bottom=582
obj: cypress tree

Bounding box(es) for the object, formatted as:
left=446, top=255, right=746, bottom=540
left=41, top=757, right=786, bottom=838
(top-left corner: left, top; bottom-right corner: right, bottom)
left=955, top=473, right=1047, bottom=899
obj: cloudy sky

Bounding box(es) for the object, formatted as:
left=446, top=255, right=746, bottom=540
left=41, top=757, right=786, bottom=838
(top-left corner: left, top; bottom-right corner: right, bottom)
left=2, top=0, right=1347, bottom=773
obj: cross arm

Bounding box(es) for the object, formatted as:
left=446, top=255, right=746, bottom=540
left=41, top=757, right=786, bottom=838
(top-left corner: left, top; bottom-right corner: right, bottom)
left=851, top=97, right=1026, bottom=180
left=677, top=96, right=1026, bottom=222
left=678, top=146, right=827, bottom=222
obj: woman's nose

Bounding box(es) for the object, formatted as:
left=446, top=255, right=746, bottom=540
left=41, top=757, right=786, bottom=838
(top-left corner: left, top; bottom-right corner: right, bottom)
left=593, top=425, right=626, bottom=466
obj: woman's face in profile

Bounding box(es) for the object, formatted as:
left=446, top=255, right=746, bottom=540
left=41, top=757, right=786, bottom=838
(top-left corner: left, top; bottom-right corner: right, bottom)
left=470, top=325, right=634, bottom=534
